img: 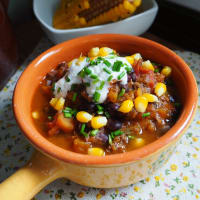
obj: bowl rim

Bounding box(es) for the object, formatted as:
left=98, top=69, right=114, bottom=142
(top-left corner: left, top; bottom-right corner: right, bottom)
left=33, top=0, right=158, bottom=34
left=13, top=34, right=198, bottom=165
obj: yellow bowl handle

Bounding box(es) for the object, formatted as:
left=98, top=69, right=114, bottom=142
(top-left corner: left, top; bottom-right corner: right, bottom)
left=0, top=151, right=64, bottom=200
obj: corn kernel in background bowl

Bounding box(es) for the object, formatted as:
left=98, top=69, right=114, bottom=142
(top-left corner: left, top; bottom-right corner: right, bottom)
left=33, top=0, right=158, bottom=44
left=53, top=0, right=142, bottom=29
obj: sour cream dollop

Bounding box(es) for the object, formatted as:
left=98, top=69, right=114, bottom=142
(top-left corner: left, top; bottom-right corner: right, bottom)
left=54, top=54, right=132, bottom=103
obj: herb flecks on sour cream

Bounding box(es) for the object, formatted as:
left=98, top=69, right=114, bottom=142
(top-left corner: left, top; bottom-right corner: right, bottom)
left=54, top=53, right=132, bottom=103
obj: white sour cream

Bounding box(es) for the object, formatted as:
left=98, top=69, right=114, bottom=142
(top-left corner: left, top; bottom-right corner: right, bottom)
left=54, top=55, right=132, bottom=103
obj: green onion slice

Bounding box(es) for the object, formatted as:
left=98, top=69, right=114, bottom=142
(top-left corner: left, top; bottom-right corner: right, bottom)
left=117, top=71, right=126, bottom=80
left=142, top=112, right=150, bottom=118
left=113, top=60, right=123, bottom=72
left=103, top=60, right=111, bottom=67
left=90, top=129, right=99, bottom=136
left=103, top=68, right=111, bottom=74
left=107, top=75, right=113, bottom=82
left=93, top=91, right=101, bottom=102
left=118, top=88, right=125, bottom=98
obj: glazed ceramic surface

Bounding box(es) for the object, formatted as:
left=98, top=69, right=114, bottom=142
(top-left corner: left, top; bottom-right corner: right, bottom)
left=33, top=0, right=158, bottom=44
left=0, top=38, right=199, bottom=199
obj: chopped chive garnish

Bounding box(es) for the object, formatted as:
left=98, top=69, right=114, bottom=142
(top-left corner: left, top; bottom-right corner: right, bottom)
left=103, top=60, right=111, bottom=67
left=98, top=81, right=105, bottom=90
left=118, top=88, right=125, bottom=98
left=111, top=130, right=124, bottom=139
left=84, top=82, right=90, bottom=87
left=92, top=79, right=99, bottom=84
left=108, top=134, right=112, bottom=145
left=97, top=111, right=104, bottom=114
left=65, top=76, right=70, bottom=82
left=117, top=71, right=126, bottom=80
left=96, top=57, right=103, bottom=64
left=85, top=67, right=92, bottom=75
left=97, top=104, right=104, bottom=111
left=107, top=75, right=113, bottom=82
left=86, top=57, right=90, bottom=62
left=90, top=129, right=99, bottom=136
left=79, top=69, right=86, bottom=78
left=128, top=135, right=134, bottom=139
left=142, top=112, right=150, bottom=118
left=51, top=82, right=55, bottom=92
left=80, top=123, right=86, bottom=133
left=93, top=91, right=101, bottom=102
left=57, top=87, right=61, bottom=93
left=104, top=111, right=110, bottom=118
left=62, top=107, right=77, bottom=117
left=48, top=116, right=52, bottom=120
left=63, top=107, right=72, bottom=112
left=125, top=66, right=132, bottom=73
left=72, top=92, right=78, bottom=102
left=90, top=60, right=96, bottom=66
left=63, top=113, right=72, bottom=118
left=113, top=61, right=123, bottom=72
left=90, top=74, right=98, bottom=79
left=80, top=124, right=88, bottom=137
left=154, top=69, right=159, bottom=73
left=103, top=68, right=111, bottom=74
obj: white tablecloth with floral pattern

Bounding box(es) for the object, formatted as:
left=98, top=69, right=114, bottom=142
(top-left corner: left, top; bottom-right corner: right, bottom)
left=0, top=38, right=200, bottom=200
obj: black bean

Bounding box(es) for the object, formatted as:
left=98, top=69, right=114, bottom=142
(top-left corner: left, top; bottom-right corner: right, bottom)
left=169, top=96, right=175, bottom=103
left=107, top=119, right=122, bottom=131
left=96, top=130, right=108, bottom=143
left=130, top=72, right=136, bottom=82
left=78, top=102, right=96, bottom=113
left=106, top=103, right=120, bottom=112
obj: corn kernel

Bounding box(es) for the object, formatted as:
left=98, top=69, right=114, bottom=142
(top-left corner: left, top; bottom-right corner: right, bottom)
left=76, top=56, right=86, bottom=65
left=54, top=97, right=65, bottom=111
left=134, top=96, right=148, bottom=113
left=79, top=17, right=86, bottom=25
left=32, top=111, right=39, bottom=119
left=118, top=100, right=134, bottom=113
left=130, top=138, right=145, bottom=148
left=136, top=88, right=143, bottom=97
left=98, top=47, right=113, bottom=57
left=76, top=111, right=93, bottom=123
left=134, top=0, right=142, bottom=7
left=123, top=0, right=136, bottom=13
left=83, top=0, right=90, bottom=9
left=50, top=98, right=58, bottom=107
left=68, top=60, right=74, bottom=67
left=161, top=66, right=172, bottom=77
left=88, top=47, right=100, bottom=57
left=142, top=93, right=158, bottom=102
left=88, top=147, right=105, bottom=156
left=125, top=56, right=134, bottom=65
left=73, top=15, right=79, bottom=22
left=131, top=53, right=142, bottom=61
left=91, top=116, right=107, bottom=129
left=142, top=60, right=154, bottom=71
left=154, top=82, right=167, bottom=97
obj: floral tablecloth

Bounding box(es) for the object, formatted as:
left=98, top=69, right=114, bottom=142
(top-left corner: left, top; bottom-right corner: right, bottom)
left=0, top=38, right=200, bottom=200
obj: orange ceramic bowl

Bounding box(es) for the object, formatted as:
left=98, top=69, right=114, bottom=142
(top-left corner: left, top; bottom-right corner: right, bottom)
left=1, top=34, right=197, bottom=200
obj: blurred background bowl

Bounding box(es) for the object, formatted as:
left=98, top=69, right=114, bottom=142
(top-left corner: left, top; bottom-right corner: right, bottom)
left=33, top=0, right=158, bottom=44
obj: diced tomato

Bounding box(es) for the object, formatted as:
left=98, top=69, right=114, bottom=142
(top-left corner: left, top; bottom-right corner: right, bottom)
left=148, top=71, right=155, bottom=88
left=56, top=113, right=74, bottom=133
left=133, top=59, right=142, bottom=76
